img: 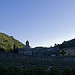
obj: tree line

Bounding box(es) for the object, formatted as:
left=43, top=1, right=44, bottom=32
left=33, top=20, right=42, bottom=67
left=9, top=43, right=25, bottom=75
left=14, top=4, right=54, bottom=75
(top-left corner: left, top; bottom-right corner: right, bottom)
left=55, top=38, right=75, bottom=49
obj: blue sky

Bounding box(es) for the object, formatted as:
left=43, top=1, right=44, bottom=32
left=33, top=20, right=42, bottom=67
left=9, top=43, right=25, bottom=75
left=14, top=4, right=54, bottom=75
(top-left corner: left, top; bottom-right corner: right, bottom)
left=0, top=0, right=75, bottom=47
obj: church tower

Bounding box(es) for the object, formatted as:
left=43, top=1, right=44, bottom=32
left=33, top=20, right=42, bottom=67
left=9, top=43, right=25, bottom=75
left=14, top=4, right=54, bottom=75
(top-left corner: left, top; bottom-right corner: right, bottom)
left=18, top=40, right=32, bottom=55
left=24, top=40, right=32, bottom=55
left=26, top=40, right=29, bottom=46
left=25, top=40, right=30, bottom=49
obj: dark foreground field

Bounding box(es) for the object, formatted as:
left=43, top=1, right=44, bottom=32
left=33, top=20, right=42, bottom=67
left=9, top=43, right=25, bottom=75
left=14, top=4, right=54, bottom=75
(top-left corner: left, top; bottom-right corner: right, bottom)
left=0, top=52, right=75, bottom=69
left=0, top=52, right=75, bottom=75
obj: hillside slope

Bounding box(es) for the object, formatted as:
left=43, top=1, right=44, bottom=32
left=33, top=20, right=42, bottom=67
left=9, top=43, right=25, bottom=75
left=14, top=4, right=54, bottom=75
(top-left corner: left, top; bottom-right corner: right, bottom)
left=57, top=38, right=75, bottom=49
left=0, top=32, right=25, bottom=51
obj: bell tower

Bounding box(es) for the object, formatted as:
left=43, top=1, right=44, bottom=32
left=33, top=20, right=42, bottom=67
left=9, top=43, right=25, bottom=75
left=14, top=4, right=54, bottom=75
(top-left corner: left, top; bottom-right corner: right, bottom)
left=25, top=40, right=30, bottom=49
left=26, top=40, right=29, bottom=46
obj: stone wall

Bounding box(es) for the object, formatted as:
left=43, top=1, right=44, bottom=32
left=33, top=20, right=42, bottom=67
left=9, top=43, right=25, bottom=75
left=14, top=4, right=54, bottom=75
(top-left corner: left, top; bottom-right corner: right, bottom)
left=0, top=52, right=75, bottom=62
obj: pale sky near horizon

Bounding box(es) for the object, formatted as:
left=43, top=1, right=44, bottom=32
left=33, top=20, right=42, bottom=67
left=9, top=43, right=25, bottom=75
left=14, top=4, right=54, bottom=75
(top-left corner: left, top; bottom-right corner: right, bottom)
left=0, top=0, right=75, bottom=48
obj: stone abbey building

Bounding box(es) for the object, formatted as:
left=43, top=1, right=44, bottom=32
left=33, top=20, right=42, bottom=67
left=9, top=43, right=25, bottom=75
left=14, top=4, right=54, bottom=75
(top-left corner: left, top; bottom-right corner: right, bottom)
left=18, top=40, right=60, bottom=56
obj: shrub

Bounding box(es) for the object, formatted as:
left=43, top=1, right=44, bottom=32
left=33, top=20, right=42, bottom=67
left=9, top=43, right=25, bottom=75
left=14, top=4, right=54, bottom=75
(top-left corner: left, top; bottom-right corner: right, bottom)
left=35, top=67, right=46, bottom=75
left=62, top=67, right=72, bottom=75
left=23, top=67, right=46, bottom=75
left=72, top=67, right=75, bottom=75
left=48, top=66, right=60, bottom=75
left=6, top=65, right=22, bottom=75
left=0, top=64, right=5, bottom=75
left=22, top=68, right=29, bottom=75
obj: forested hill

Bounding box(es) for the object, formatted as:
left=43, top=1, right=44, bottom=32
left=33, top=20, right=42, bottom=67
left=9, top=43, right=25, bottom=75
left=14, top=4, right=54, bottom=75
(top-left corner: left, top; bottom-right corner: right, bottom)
left=0, top=32, right=25, bottom=51
left=57, top=38, right=75, bottom=49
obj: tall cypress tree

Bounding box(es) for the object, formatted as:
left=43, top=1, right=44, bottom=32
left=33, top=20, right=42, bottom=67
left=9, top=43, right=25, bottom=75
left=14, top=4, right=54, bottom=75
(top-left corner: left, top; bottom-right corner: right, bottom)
left=13, top=44, right=16, bottom=53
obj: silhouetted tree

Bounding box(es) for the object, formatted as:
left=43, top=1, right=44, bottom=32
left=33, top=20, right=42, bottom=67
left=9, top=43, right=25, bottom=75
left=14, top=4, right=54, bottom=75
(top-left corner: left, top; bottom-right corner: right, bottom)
left=0, top=64, right=5, bottom=75
left=13, top=44, right=18, bottom=53
left=54, top=43, right=57, bottom=47
left=63, top=67, right=72, bottom=75
left=48, top=66, right=60, bottom=75
left=60, top=50, right=66, bottom=56
left=16, top=47, right=18, bottom=53
left=13, top=44, right=16, bottom=53
left=72, top=67, right=75, bottom=75
left=36, top=67, right=46, bottom=75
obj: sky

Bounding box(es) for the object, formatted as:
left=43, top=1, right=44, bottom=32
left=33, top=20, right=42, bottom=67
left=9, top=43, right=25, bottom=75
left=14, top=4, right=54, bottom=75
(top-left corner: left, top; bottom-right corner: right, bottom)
left=0, top=0, right=75, bottom=48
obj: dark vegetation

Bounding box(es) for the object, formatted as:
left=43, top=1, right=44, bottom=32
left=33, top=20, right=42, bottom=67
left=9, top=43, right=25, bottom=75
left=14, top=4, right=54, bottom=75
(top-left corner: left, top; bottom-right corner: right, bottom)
left=55, top=38, right=75, bottom=49
left=0, top=32, right=25, bottom=52
left=0, top=53, right=75, bottom=71
left=0, top=64, right=75, bottom=75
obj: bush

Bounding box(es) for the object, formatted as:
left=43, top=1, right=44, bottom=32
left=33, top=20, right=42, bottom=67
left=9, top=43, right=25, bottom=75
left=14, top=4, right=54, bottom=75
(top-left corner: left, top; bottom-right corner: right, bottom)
left=6, top=65, right=22, bottom=75
left=48, top=66, right=60, bottom=75
left=0, top=64, right=5, bottom=75
left=22, top=68, right=30, bottom=75
left=23, top=67, right=46, bottom=75
left=35, top=67, right=46, bottom=75
left=62, top=67, right=72, bottom=75
left=72, top=67, right=75, bottom=75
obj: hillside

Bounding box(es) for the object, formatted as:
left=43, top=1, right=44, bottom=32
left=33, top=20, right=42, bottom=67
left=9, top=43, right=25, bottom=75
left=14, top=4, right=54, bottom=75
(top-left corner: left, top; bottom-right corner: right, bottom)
left=57, top=38, right=75, bottom=49
left=0, top=32, right=25, bottom=51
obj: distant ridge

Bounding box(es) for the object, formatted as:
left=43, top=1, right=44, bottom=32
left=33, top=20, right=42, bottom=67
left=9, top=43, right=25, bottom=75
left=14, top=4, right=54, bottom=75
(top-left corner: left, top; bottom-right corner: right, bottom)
left=0, top=32, right=25, bottom=51
left=57, top=38, right=75, bottom=49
